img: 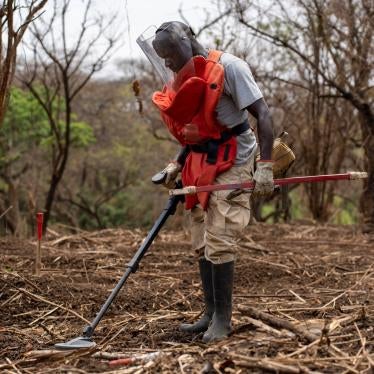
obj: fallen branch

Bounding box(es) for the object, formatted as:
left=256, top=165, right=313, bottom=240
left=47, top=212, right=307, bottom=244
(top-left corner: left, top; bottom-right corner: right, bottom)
left=240, top=316, right=289, bottom=338
left=238, top=305, right=319, bottom=342
left=231, top=354, right=322, bottom=374
left=17, top=287, right=90, bottom=324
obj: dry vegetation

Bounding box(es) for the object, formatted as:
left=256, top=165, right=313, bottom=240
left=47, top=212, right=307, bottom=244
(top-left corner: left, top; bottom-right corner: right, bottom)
left=0, top=2, right=373, bottom=373
left=1, top=223, right=373, bottom=373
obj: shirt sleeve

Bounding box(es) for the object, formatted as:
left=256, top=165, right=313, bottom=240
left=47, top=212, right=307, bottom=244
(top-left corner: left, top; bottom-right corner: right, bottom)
left=223, top=59, right=263, bottom=111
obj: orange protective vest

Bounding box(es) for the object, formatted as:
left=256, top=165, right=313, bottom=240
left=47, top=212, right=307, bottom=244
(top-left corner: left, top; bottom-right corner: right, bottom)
left=152, top=50, right=237, bottom=210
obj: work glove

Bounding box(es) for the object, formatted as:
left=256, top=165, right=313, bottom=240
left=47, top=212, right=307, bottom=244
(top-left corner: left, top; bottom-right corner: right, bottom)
left=253, top=161, right=274, bottom=196
left=162, top=162, right=181, bottom=189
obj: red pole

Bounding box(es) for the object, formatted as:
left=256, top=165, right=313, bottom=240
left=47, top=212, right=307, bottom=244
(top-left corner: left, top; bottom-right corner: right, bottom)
left=35, top=212, right=44, bottom=276
left=170, top=172, right=368, bottom=196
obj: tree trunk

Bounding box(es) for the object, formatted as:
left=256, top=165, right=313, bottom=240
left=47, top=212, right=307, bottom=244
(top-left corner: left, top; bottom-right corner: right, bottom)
left=3, top=166, right=21, bottom=235
left=43, top=173, right=60, bottom=232
left=7, top=179, right=20, bottom=235
left=360, top=114, right=374, bottom=232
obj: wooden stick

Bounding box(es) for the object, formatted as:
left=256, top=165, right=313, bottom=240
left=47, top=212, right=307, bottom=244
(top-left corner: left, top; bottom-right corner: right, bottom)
left=35, top=240, right=41, bottom=276
left=241, top=315, right=286, bottom=337
left=29, top=306, right=59, bottom=326
left=238, top=304, right=319, bottom=343
left=231, top=354, right=321, bottom=374
left=35, top=212, right=44, bottom=276
left=286, top=338, right=321, bottom=357
left=16, top=287, right=90, bottom=323
left=5, top=357, right=22, bottom=374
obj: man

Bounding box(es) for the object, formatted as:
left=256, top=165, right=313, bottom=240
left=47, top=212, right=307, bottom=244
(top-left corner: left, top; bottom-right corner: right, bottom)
left=137, top=21, right=274, bottom=343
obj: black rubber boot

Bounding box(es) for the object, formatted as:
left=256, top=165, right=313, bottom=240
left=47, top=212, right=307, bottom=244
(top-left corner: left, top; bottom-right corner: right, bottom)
left=180, top=258, right=214, bottom=333
left=202, top=261, right=234, bottom=343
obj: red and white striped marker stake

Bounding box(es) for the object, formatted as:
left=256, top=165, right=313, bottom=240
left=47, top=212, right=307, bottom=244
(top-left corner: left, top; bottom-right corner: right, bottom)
left=35, top=212, right=44, bottom=276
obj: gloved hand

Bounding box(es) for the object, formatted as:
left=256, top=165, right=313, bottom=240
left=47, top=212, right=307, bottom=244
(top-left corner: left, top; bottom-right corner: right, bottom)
left=253, top=161, right=274, bottom=196
left=162, top=162, right=181, bottom=189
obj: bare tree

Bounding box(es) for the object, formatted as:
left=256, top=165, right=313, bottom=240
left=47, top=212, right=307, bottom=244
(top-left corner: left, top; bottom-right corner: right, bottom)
left=0, top=0, right=48, bottom=126
left=18, top=0, right=119, bottom=230
left=228, top=0, right=373, bottom=230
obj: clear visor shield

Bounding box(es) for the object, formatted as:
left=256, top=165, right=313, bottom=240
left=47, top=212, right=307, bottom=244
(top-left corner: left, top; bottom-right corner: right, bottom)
left=136, top=24, right=195, bottom=91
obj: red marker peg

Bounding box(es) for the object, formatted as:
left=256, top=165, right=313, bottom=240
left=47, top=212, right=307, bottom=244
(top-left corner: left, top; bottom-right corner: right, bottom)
left=37, top=212, right=43, bottom=241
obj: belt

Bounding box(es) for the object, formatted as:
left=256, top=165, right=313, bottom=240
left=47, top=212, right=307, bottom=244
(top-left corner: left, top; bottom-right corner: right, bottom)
left=189, top=120, right=250, bottom=164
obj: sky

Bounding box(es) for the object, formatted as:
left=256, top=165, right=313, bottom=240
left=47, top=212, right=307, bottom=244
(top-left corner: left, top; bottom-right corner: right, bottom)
left=55, top=0, right=219, bottom=76
left=118, top=0, right=215, bottom=56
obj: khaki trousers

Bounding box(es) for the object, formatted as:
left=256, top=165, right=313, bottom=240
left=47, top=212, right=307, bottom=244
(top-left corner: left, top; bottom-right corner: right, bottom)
left=190, top=154, right=255, bottom=264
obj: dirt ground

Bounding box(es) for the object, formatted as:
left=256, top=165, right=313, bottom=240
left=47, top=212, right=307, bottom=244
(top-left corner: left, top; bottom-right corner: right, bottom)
left=0, top=222, right=373, bottom=373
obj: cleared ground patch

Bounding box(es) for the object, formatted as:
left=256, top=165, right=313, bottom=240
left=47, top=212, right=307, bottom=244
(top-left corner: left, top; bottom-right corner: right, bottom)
left=1, top=223, right=373, bottom=373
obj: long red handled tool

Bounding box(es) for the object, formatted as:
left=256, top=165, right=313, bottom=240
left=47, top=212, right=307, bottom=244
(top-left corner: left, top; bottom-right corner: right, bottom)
left=169, top=172, right=368, bottom=196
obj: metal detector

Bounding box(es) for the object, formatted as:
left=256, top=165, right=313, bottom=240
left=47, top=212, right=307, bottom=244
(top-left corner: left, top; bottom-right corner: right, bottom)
left=54, top=184, right=182, bottom=350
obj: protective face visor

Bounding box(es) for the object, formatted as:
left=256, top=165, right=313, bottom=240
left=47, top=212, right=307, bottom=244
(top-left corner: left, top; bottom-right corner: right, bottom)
left=136, top=23, right=195, bottom=91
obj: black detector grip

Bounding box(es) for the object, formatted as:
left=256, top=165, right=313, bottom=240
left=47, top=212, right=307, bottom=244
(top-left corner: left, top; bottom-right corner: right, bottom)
left=151, top=146, right=190, bottom=185
left=152, top=170, right=167, bottom=184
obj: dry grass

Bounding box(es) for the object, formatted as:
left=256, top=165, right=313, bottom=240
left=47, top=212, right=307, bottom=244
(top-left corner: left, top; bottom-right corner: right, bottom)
left=0, top=223, right=373, bottom=373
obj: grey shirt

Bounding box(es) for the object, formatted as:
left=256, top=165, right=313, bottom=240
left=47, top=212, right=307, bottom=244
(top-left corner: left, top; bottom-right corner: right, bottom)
left=215, top=52, right=263, bottom=165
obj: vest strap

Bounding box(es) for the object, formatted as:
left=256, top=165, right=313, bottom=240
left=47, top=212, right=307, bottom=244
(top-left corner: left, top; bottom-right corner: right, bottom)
left=189, top=120, right=250, bottom=164
left=208, top=49, right=223, bottom=62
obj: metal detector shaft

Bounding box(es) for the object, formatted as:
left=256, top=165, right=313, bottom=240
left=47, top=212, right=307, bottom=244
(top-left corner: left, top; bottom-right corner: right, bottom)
left=82, top=194, right=182, bottom=338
